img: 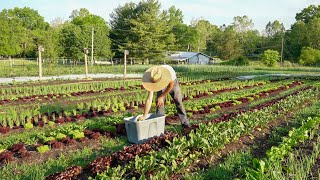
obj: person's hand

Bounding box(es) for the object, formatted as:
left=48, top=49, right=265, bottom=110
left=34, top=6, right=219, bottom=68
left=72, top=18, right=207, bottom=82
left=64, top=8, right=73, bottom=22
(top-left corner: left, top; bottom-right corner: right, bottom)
left=137, top=115, right=145, bottom=121
left=157, top=96, right=164, bottom=107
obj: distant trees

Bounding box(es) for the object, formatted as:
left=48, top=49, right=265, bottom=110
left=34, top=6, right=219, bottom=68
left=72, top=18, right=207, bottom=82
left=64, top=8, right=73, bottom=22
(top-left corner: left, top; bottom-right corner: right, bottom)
left=0, top=2, right=320, bottom=67
left=213, top=26, right=243, bottom=60
left=69, top=8, right=113, bottom=61
left=296, top=4, right=320, bottom=23
left=191, top=18, right=219, bottom=53
left=286, top=5, right=320, bottom=64
left=0, top=7, right=49, bottom=58
left=166, top=6, right=197, bottom=51
left=110, top=0, right=175, bottom=63
left=262, top=20, right=285, bottom=54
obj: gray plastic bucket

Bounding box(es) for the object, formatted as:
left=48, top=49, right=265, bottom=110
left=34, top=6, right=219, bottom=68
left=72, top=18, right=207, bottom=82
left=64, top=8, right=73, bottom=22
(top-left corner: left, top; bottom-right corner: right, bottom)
left=124, top=113, right=165, bottom=144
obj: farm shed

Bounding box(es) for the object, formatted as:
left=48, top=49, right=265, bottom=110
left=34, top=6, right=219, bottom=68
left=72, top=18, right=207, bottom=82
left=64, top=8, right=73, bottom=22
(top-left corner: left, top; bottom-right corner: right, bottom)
left=168, top=52, right=213, bottom=65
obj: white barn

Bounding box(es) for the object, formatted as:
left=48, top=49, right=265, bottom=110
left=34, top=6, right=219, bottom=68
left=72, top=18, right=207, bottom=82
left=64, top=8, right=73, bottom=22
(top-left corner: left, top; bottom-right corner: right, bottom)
left=168, top=52, right=213, bottom=65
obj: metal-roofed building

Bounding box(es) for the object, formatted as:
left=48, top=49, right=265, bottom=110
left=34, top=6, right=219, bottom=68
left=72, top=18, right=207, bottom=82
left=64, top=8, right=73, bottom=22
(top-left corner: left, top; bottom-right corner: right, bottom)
left=168, top=52, right=213, bottom=65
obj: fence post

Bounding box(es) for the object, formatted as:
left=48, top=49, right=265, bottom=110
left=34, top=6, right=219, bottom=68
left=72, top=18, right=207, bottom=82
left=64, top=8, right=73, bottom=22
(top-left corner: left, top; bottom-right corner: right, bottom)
left=84, top=48, right=89, bottom=79
left=38, top=46, right=44, bottom=81
left=124, top=50, right=129, bottom=78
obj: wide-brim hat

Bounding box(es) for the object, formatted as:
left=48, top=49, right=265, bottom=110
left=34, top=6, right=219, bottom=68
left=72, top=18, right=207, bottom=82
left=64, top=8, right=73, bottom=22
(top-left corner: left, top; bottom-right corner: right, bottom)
left=142, top=66, right=172, bottom=92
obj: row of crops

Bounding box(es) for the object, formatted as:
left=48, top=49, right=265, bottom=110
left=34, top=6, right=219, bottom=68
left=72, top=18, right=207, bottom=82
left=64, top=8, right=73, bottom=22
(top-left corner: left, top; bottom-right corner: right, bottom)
left=0, top=75, right=319, bottom=179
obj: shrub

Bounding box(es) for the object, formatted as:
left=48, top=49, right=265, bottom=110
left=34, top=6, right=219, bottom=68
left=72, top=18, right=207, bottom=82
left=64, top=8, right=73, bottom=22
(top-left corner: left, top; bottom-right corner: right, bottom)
left=260, top=49, right=280, bottom=67
left=220, top=56, right=249, bottom=66
left=233, top=56, right=249, bottom=66
left=37, top=145, right=50, bottom=153
left=298, top=46, right=320, bottom=66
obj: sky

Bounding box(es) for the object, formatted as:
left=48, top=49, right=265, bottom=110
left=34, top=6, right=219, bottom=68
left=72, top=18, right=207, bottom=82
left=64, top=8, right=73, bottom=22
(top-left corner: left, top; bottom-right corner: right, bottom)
left=0, top=0, right=319, bottom=32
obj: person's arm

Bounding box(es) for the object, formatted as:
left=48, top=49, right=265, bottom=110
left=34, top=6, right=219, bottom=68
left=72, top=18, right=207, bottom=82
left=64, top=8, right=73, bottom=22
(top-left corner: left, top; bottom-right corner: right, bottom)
left=138, top=91, right=153, bottom=121
left=157, top=80, right=174, bottom=107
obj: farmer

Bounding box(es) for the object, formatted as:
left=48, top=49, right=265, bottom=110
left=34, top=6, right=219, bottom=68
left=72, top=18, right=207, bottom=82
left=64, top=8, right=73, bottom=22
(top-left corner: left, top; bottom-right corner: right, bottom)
left=138, top=65, right=191, bottom=128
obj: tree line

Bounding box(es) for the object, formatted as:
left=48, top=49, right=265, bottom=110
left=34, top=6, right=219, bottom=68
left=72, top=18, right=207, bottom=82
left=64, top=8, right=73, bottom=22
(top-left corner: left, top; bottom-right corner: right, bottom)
left=0, top=0, right=319, bottom=66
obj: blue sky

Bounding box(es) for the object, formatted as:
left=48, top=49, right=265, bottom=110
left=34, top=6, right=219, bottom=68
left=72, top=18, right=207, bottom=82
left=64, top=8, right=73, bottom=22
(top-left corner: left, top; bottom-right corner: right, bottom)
left=0, top=0, right=319, bottom=32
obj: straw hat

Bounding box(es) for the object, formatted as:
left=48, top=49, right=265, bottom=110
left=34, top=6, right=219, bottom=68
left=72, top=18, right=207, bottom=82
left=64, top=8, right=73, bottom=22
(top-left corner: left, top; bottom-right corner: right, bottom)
left=142, top=66, right=172, bottom=92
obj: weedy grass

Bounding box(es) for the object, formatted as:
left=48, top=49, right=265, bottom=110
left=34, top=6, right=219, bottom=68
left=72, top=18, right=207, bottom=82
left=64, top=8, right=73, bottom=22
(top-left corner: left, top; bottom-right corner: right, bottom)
left=184, top=150, right=253, bottom=180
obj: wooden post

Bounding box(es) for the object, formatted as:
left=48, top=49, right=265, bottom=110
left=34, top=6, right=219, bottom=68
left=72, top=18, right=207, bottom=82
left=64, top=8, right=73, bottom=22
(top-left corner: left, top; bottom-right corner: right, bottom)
left=38, top=46, right=44, bottom=81
left=84, top=48, right=89, bottom=79
left=124, top=50, right=129, bottom=78
left=91, top=27, right=94, bottom=66
left=280, top=36, right=284, bottom=66
left=9, top=56, right=13, bottom=66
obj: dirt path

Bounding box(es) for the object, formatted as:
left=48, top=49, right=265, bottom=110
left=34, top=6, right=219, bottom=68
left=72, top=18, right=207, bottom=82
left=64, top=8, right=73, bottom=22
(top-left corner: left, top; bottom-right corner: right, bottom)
left=0, top=73, right=142, bottom=84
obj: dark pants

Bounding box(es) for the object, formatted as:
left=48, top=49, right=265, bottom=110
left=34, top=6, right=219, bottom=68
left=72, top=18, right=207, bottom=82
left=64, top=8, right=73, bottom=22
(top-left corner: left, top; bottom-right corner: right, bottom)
left=156, top=80, right=190, bottom=125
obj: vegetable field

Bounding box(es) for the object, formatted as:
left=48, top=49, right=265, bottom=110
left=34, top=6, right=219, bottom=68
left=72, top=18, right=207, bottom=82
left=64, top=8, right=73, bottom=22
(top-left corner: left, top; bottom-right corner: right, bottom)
left=0, top=71, right=320, bottom=180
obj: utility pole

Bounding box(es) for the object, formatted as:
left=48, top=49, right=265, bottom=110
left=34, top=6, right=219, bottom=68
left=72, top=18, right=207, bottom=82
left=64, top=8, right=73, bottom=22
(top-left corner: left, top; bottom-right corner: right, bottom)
left=91, top=27, right=94, bottom=65
left=124, top=50, right=129, bottom=78
left=280, top=35, right=284, bottom=66
left=84, top=48, right=89, bottom=79
left=38, top=46, right=44, bottom=81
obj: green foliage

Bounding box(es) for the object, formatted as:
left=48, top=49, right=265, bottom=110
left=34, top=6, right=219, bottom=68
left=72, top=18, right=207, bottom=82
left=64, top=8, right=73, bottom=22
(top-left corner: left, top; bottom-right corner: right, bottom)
left=110, top=0, right=174, bottom=63
left=37, top=145, right=50, bottom=153
left=0, top=7, right=49, bottom=57
left=191, top=18, right=219, bottom=53
left=69, top=130, right=85, bottom=139
left=260, top=49, right=280, bottom=67
left=298, top=46, right=320, bottom=66
left=48, top=121, right=55, bottom=127
left=263, top=20, right=285, bottom=55
left=221, top=56, right=249, bottom=66
left=24, top=122, right=33, bottom=129
left=71, top=8, right=113, bottom=59
left=59, top=23, right=83, bottom=61
left=101, top=126, right=116, bottom=132
left=265, top=20, right=285, bottom=37
left=170, top=24, right=197, bottom=51
left=42, top=136, right=55, bottom=143
left=213, top=26, right=244, bottom=60
left=296, top=4, right=320, bottom=23
left=246, top=115, right=320, bottom=179
left=56, top=133, right=67, bottom=141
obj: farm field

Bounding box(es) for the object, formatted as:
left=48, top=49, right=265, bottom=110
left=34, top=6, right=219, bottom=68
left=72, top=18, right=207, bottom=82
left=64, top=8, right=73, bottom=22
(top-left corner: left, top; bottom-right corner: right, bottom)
left=0, top=68, right=320, bottom=180
left=1, top=61, right=320, bottom=78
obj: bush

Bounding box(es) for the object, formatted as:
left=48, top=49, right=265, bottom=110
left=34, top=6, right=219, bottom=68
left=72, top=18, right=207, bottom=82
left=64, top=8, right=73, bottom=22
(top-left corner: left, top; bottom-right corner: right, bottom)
left=298, top=47, right=320, bottom=66
left=220, top=56, right=249, bottom=66
left=260, top=49, right=280, bottom=67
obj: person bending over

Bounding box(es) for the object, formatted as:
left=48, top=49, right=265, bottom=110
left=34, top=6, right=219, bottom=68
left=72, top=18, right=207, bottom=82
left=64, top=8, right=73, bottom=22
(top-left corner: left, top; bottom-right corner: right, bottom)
left=138, top=65, right=191, bottom=128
